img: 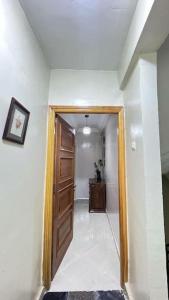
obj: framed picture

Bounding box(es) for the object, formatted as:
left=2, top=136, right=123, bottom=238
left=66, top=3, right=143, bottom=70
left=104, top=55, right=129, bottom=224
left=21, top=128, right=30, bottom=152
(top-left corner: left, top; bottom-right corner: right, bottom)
left=2, top=98, right=30, bottom=145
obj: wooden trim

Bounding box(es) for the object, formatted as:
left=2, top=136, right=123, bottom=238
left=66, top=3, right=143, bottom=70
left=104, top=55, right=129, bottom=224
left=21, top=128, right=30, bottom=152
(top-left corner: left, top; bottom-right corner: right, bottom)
left=43, top=107, right=55, bottom=289
left=118, top=109, right=128, bottom=285
left=43, top=105, right=128, bottom=289
left=49, top=105, right=122, bottom=114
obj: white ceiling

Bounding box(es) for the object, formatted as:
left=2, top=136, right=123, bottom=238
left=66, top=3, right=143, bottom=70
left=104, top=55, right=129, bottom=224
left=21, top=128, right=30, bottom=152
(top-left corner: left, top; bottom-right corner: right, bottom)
left=59, top=114, right=112, bottom=131
left=19, top=0, right=138, bottom=70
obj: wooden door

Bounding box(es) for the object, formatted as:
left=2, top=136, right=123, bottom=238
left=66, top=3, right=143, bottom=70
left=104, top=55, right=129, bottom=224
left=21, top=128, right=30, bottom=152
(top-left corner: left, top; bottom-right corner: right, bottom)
left=52, top=115, right=75, bottom=279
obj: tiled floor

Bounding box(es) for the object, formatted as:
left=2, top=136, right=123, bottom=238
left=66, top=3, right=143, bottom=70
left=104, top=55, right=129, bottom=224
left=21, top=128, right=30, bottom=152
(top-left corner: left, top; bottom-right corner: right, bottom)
left=50, top=200, right=121, bottom=292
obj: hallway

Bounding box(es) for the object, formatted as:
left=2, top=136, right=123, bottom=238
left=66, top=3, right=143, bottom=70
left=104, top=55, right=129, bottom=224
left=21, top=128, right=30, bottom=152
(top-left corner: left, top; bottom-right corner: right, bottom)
left=50, top=200, right=120, bottom=292
left=1, top=1, right=169, bottom=299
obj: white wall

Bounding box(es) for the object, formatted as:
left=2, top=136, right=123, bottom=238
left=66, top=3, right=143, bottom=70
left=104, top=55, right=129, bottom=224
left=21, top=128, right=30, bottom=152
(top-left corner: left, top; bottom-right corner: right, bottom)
left=124, top=53, right=168, bottom=300
left=124, top=60, right=149, bottom=299
left=75, top=131, right=102, bottom=200
left=105, top=116, right=119, bottom=254
left=119, top=0, right=169, bottom=89
left=48, top=69, right=123, bottom=106
left=157, top=34, right=169, bottom=173
left=119, top=0, right=155, bottom=87
left=0, top=1, right=50, bottom=300
left=158, top=34, right=169, bottom=252
left=140, top=54, right=167, bottom=299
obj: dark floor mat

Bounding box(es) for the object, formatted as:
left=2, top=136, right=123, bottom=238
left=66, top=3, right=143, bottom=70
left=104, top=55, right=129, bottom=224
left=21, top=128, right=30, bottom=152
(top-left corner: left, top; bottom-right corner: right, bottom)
left=43, top=292, right=67, bottom=300
left=43, top=291, right=126, bottom=300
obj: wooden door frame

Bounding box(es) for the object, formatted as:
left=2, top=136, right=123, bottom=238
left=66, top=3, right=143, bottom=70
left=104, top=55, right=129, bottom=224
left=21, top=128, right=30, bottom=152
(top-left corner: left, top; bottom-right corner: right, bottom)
left=43, top=105, right=128, bottom=289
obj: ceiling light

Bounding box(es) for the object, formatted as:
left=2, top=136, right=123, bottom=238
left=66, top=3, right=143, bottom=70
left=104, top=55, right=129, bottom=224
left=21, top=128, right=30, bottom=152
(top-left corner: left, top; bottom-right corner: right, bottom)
left=83, top=115, right=91, bottom=135
left=83, top=126, right=91, bottom=135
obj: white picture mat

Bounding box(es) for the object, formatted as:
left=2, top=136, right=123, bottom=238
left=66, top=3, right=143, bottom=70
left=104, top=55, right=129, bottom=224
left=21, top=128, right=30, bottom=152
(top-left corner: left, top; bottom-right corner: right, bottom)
left=10, top=108, right=26, bottom=137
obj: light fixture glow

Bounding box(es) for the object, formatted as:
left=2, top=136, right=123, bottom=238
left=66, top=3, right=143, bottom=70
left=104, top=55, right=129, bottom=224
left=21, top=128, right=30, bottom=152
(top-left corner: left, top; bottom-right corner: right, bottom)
left=83, top=115, right=91, bottom=135
left=83, top=126, right=91, bottom=135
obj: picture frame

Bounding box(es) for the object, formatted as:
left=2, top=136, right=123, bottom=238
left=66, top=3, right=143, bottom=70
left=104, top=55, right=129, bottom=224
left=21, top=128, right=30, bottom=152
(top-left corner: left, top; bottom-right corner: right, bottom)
left=2, top=98, right=30, bottom=145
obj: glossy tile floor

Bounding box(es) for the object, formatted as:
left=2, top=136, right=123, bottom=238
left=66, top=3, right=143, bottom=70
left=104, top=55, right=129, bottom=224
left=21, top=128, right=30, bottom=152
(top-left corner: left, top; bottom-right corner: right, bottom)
left=50, top=200, right=120, bottom=292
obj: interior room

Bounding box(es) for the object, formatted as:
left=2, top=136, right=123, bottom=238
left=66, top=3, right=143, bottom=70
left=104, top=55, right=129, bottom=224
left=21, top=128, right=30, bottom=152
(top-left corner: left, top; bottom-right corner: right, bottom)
left=49, top=113, right=120, bottom=292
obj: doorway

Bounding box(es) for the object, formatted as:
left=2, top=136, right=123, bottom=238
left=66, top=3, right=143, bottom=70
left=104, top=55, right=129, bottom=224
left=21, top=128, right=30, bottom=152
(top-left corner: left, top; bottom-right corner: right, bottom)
left=43, top=106, right=128, bottom=290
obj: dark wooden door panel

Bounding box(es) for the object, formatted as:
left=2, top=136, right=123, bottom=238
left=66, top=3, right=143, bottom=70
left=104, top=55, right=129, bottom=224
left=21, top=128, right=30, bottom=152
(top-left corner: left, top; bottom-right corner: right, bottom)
left=52, top=115, right=75, bottom=279
left=59, top=157, right=74, bottom=179
left=60, top=123, right=74, bottom=151
left=57, top=209, right=73, bottom=249
left=57, top=184, right=74, bottom=217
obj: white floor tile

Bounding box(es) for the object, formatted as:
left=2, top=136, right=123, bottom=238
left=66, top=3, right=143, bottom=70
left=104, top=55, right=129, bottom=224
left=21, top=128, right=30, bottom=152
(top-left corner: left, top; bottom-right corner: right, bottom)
left=50, top=200, right=121, bottom=292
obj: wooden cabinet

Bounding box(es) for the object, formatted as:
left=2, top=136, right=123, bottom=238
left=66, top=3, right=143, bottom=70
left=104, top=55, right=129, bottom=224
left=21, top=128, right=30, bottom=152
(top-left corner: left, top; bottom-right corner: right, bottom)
left=89, top=178, right=106, bottom=213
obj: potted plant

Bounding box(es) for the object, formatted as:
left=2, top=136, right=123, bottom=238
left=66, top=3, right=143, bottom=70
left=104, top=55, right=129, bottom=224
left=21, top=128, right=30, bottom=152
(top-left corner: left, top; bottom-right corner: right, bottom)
left=94, top=159, right=104, bottom=182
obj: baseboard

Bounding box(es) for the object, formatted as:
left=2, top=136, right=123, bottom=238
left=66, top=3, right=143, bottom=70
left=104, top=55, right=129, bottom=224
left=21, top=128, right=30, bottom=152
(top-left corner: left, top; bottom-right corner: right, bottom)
left=34, top=286, right=46, bottom=300
left=75, top=198, right=89, bottom=201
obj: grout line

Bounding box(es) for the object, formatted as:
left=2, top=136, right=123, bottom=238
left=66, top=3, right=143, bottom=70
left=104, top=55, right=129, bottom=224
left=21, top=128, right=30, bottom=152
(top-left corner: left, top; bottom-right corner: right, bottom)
left=105, top=213, right=127, bottom=295
left=106, top=212, right=120, bottom=260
